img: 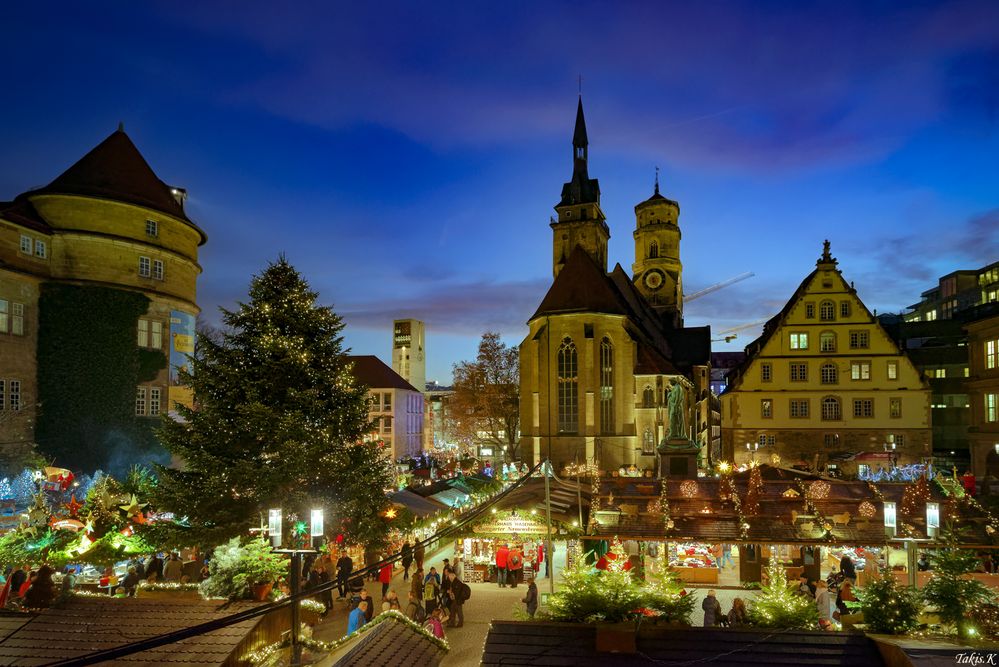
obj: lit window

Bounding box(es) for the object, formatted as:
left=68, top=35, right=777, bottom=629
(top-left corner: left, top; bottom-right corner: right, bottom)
left=820, top=332, right=836, bottom=352
left=820, top=300, right=835, bottom=321
left=557, top=337, right=578, bottom=433
left=151, top=321, right=162, bottom=349
left=986, top=394, right=998, bottom=422
left=11, top=303, right=23, bottom=336
left=149, top=388, right=161, bottom=416
left=8, top=380, right=19, bottom=411
left=821, top=396, right=841, bottom=420
left=805, top=303, right=815, bottom=319
left=851, top=361, right=871, bottom=380
left=790, top=362, right=807, bottom=381
left=761, top=398, right=772, bottom=418
left=853, top=398, right=873, bottom=418
left=840, top=301, right=851, bottom=317
left=887, top=361, right=898, bottom=380
left=890, top=398, right=901, bottom=418
left=932, top=369, right=946, bottom=378
left=19, top=235, right=32, bottom=254
left=849, top=330, right=869, bottom=349
left=887, top=434, right=905, bottom=447
left=153, top=259, right=164, bottom=280
left=137, top=319, right=148, bottom=347
left=790, top=399, right=809, bottom=418
left=821, top=363, right=838, bottom=384
left=146, top=220, right=159, bottom=237
left=383, top=393, right=391, bottom=410
left=139, top=256, right=151, bottom=277
left=790, top=332, right=808, bottom=350
left=34, top=240, right=46, bottom=258
left=135, top=387, right=146, bottom=415
left=761, top=363, right=772, bottom=382
left=926, top=310, right=937, bottom=321
left=987, top=340, right=998, bottom=370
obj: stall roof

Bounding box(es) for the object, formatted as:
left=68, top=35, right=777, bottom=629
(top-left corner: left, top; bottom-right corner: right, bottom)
left=585, top=465, right=987, bottom=547
left=389, top=490, right=448, bottom=518
left=451, top=477, right=591, bottom=536
left=427, top=487, right=470, bottom=508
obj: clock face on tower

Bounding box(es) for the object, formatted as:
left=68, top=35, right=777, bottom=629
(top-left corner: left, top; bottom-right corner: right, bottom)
left=643, top=269, right=665, bottom=291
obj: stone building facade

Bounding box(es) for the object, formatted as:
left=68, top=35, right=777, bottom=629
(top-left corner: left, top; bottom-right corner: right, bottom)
left=966, top=309, right=999, bottom=482
left=0, top=127, right=206, bottom=469
left=721, top=243, right=932, bottom=475
left=519, top=98, right=711, bottom=474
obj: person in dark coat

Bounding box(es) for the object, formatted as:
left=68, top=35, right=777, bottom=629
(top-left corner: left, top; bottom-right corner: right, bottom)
left=336, top=551, right=353, bottom=600
left=145, top=554, right=163, bottom=581
left=401, top=541, right=413, bottom=581
left=9, top=565, right=28, bottom=595
left=24, top=565, right=55, bottom=609
left=121, top=566, right=141, bottom=597
left=702, top=590, right=722, bottom=626
left=414, top=542, right=426, bottom=572
left=522, top=578, right=539, bottom=618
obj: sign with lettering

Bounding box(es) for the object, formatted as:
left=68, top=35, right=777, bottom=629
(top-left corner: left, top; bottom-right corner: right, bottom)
left=472, top=515, right=547, bottom=535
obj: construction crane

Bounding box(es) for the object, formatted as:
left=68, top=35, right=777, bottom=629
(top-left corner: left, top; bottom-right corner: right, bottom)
left=684, top=272, right=754, bottom=303
left=711, top=318, right=770, bottom=343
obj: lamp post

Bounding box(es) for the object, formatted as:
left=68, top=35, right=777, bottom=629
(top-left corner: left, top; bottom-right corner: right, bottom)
left=745, top=442, right=758, bottom=465
left=270, top=508, right=321, bottom=667
left=884, top=441, right=897, bottom=469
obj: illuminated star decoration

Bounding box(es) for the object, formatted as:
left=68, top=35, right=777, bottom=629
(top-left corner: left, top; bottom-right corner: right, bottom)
left=119, top=494, right=148, bottom=519
left=63, top=494, right=84, bottom=517
left=384, top=508, right=398, bottom=520
left=83, top=519, right=95, bottom=535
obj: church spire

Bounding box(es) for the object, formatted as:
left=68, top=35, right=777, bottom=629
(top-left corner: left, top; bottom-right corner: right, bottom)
left=573, top=95, right=588, bottom=151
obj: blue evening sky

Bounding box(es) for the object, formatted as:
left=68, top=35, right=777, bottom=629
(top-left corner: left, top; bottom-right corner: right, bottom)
left=1, top=1, right=997, bottom=382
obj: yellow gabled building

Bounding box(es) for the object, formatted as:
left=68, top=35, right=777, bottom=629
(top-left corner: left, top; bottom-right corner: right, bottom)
left=721, top=242, right=931, bottom=475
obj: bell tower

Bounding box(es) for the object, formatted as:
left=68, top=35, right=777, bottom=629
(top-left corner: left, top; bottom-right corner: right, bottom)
left=632, top=170, right=683, bottom=326
left=551, top=96, right=609, bottom=278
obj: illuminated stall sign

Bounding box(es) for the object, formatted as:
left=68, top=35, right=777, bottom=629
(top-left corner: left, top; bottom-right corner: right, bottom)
left=472, top=515, right=548, bottom=535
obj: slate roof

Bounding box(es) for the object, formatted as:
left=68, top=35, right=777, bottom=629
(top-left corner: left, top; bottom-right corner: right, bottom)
left=586, top=465, right=976, bottom=546
left=19, top=128, right=207, bottom=243
left=331, top=613, right=447, bottom=666
left=347, top=355, right=420, bottom=392
left=0, top=597, right=260, bottom=665
left=481, top=622, right=885, bottom=666
left=0, top=200, right=51, bottom=234
left=532, top=248, right=630, bottom=319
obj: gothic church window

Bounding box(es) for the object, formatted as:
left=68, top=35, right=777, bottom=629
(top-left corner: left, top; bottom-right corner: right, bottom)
left=642, top=428, right=655, bottom=454
left=642, top=385, right=654, bottom=408
left=600, top=338, right=614, bottom=433
left=557, top=337, right=578, bottom=433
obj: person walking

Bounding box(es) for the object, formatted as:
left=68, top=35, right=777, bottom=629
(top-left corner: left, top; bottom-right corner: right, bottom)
left=347, top=601, right=367, bottom=634
left=423, top=567, right=441, bottom=615
left=522, top=578, right=539, bottom=618
left=401, top=541, right=413, bottom=581
left=336, top=551, right=353, bottom=600
left=446, top=571, right=469, bottom=628
left=411, top=567, right=424, bottom=606
left=379, top=560, right=393, bottom=599
left=508, top=545, right=524, bottom=588
left=414, top=541, right=426, bottom=572
left=727, top=598, right=747, bottom=627
left=702, top=590, right=722, bottom=627
left=495, top=543, right=510, bottom=588
left=719, top=544, right=735, bottom=569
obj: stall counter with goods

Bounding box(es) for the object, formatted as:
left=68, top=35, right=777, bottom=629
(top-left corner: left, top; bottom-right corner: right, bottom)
left=667, top=542, right=720, bottom=584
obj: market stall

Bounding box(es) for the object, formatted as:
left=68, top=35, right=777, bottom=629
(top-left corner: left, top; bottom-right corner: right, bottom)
left=461, top=511, right=549, bottom=583
left=667, top=542, right=720, bottom=584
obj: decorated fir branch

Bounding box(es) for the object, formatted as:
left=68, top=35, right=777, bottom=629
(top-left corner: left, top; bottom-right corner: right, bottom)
left=659, top=480, right=673, bottom=535
left=900, top=475, right=931, bottom=519
left=792, top=478, right=836, bottom=541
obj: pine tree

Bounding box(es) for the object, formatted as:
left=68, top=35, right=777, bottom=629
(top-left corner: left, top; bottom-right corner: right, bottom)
left=923, top=534, right=996, bottom=637
left=748, top=558, right=818, bottom=629
left=900, top=475, right=930, bottom=518
left=152, top=258, right=392, bottom=547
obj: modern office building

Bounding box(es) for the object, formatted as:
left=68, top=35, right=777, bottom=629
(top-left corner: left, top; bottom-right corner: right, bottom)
left=392, top=319, right=426, bottom=392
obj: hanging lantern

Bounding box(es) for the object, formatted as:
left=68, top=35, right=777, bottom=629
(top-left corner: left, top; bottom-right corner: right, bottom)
left=679, top=480, right=699, bottom=498
left=807, top=480, right=831, bottom=500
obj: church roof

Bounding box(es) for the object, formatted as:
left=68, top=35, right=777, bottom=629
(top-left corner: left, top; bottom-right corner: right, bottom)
left=531, top=246, right=630, bottom=319
left=21, top=127, right=207, bottom=243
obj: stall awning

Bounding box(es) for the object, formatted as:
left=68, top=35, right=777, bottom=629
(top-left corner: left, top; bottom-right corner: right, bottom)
left=389, top=490, right=448, bottom=518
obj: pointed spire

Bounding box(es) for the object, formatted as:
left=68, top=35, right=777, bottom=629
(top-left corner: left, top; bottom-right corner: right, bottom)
left=654, top=166, right=660, bottom=195
left=117, top=121, right=125, bottom=133
left=573, top=95, right=588, bottom=148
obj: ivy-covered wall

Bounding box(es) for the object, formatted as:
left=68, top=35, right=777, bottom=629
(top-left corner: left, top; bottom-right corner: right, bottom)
left=35, top=284, right=167, bottom=473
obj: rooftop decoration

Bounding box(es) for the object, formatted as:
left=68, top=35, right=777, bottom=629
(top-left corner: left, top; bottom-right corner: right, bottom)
left=679, top=480, right=699, bottom=498
left=806, top=480, right=831, bottom=500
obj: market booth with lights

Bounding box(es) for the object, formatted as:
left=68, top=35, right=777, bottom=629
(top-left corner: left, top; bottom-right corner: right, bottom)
left=450, top=475, right=590, bottom=584
left=584, top=463, right=999, bottom=589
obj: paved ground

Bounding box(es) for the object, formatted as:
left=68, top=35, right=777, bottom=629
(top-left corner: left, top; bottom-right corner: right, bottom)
left=310, top=544, right=760, bottom=666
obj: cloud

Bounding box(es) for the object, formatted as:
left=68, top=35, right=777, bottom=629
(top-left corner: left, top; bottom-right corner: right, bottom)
left=339, top=278, right=550, bottom=336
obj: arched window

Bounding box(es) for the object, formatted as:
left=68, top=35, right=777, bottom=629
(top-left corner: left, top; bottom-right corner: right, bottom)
left=642, top=385, right=654, bottom=408
left=557, top=337, right=578, bottom=433
left=821, top=396, right=841, bottom=421
left=820, top=300, right=836, bottom=321
left=649, top=240, right=659, bottom=259
left=642, top=427, right=655, bottom=454
left=821, top=363, right=838, bottom=384
left=820, top=331, right=836, bottom=352
left=600, top=338, right=614, bottom=433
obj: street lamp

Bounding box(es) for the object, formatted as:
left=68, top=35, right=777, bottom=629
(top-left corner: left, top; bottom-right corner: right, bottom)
left=269, top=508, right=317, bottom=667
left=884, top=441, right=897, bottom=469
left=746, top=442, right=759, bottom=465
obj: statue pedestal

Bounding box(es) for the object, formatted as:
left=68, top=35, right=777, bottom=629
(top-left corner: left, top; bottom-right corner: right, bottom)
left=658, top=438, right=699, bottom=479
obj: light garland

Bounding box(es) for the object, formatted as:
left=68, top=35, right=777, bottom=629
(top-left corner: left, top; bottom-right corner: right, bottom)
left=858, top=500, right=877, bottom=519
left=806, top=480, right=830, bottom=500
left=679, top=480, right=699, bottom=498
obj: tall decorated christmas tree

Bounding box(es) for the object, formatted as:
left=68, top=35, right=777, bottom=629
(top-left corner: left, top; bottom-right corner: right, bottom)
left=153, top=258, right=392, bottom=547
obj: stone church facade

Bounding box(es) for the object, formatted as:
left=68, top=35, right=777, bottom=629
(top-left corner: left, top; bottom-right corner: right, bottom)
left=518, top=98, right=711, bottom=474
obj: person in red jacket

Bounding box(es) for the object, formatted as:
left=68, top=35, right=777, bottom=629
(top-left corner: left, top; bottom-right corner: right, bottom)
left=379, top=560, right=393, bottom=599
left=508, top=545, right=524, bottom=588
left=495, top=544, right=509, bottom=588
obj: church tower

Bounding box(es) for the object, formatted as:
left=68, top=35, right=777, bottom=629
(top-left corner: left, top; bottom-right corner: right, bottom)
left=632, top=171, right=683, bottom=326
left=551, top=97, right=609, bottom=278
